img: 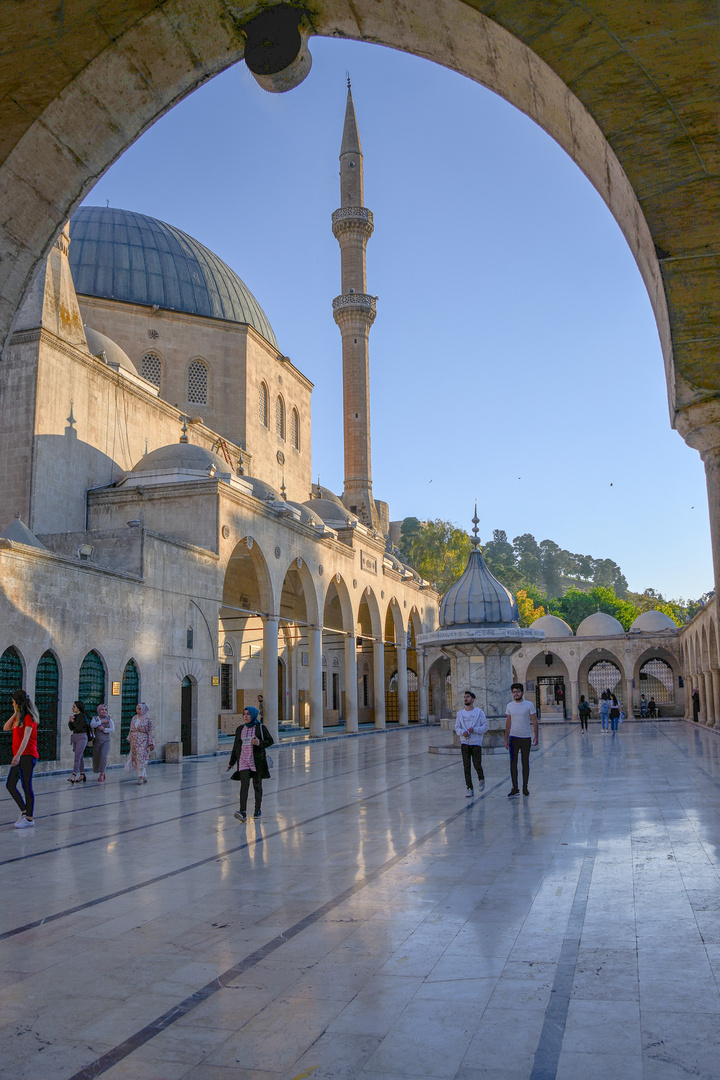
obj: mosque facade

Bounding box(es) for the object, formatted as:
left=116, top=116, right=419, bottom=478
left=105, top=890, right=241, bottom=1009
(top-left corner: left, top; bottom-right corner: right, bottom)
left=0, top=88, right=440, bottom=772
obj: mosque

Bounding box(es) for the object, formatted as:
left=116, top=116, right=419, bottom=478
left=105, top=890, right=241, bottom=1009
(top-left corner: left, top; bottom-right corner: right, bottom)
left=0, top=87, right=688, bottom=773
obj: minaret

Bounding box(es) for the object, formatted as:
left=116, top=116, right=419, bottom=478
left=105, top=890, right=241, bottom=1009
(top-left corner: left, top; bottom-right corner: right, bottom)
left=332, top=79, right=380, bottom=530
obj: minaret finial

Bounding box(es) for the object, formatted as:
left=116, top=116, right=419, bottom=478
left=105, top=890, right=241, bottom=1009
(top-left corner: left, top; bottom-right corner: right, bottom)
left=471, top=502, right=480, bottom=548
left=347, top=71, right=351, bottom=90
left=180, top=416, right=189, bottom=443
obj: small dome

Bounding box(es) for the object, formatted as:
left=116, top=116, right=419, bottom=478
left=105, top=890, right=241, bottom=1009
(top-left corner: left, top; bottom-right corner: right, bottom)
left=285, top=500, right=322, bottom=527
left=0, top=515, right=45, bottom=549
left=530, top=614, right=573, bottom=637
left=131, top=442, right=231, bottom=478
left=303, top=499, right=358, bottom=527
left=84, top=324, right=138, bottom=375
left=242, top=476, right=281, bottom=502
left=629, top=609, right=678, bottom=633
left=311, top=483, right=345, bottom=508
left=576, top=611, right=624, bottom=637
left=440, top=549, right=519, bottom=628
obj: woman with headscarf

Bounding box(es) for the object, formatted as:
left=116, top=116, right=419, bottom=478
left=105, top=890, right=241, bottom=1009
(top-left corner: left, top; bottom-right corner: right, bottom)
left=128, top=702, right=154, bottom=784
left=227, top=706, right=274, bottom=821
left=4, top=688, right=40, bottom=828
left=90, top=703, right=114, bottom=782
left=68, top=700, right=91, bottom=782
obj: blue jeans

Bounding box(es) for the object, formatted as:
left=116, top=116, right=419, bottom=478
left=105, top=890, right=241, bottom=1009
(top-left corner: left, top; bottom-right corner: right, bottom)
left=610, top=714, right=619, bottom=732
left=601, top=713, right=609, bottom=729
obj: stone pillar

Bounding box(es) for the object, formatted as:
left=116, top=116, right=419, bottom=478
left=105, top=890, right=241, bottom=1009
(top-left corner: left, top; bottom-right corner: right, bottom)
left=698, top=675, right=707, bottom=725
left=308, top=627, right=323, bottom=738
left=703, top=670, right=715, bottom=727
left=344, top=635, right=358, bottom=733
left=712, top=668, right=720, bottom=728
left=676, top=407, right=720, bottom=603
left=396, top=642, right=409, bottom=726
left=570, top=679, right=579, bottom=722
left=418, top=652, right=429, bottom=723
left=625, top=677, right=634, bottom=720
left=373, top=640, right=386, bottom=729
left=262, top=618, right=279, bottom=742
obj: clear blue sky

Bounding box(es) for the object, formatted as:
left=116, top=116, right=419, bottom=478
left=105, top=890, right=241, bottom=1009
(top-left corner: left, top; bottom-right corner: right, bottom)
left=83, top=37, right=713, bottom=601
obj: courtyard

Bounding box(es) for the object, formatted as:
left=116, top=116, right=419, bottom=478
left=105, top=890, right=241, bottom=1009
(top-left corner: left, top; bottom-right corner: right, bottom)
left=3, top=721, right=720, bottom=1079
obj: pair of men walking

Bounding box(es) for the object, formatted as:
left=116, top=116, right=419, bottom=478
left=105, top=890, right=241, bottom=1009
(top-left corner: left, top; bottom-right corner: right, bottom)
left=454, top=684, right=538, bottom=798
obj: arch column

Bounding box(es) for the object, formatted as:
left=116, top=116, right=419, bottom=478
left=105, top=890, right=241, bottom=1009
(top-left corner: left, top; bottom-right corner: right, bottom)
left=676, top=409, right=720, bottom=603
left=373, top=640, right=386, bottom=729
left=344, top=635, right=358, bottom=733
left=418, top=652, right=429, bottom=723
left=625, top=677, right=634, bottom=720
left=703, top=670, right=715, bottom=727
left=396, top=642, right=409, bottom=726
left=308, top=627, right=324, bottom=738
left=262, top=618, right=279, bottom=742
left=569, top=679, right=579, bottom=722
left=712, top=668, right=720, bottom=728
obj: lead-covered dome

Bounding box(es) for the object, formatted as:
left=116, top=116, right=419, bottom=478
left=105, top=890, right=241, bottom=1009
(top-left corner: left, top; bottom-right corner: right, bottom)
left=530, top=614, right=573, bottom=637
left=130, top=442, right=232, bottom=479
left=69, top=206, right=277, bottom=347
left=629, top=609, right=678, bottom=633
left=576, top=611, right=624, bottom=637
left=439, top=548, right=519, bottom=629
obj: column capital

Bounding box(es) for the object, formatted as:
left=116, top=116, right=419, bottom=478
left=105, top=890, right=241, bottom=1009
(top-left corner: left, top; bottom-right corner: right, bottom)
left=675, top=399, right=720, bottom=457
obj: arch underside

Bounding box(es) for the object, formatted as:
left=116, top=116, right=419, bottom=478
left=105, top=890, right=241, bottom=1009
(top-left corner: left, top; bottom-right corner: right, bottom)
left=0, top=1, right=716, bottom=427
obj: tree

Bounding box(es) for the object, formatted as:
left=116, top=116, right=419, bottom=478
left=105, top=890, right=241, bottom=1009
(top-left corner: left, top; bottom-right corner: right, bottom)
left=482, top=529, right=522, bottom=590
left=540, top=539, right=564, bottom=598
left=398, top=518, right=472, bottom=594
left=513, top=533, right=542, bottom=585
left=516, top=589, right=545, bottom=628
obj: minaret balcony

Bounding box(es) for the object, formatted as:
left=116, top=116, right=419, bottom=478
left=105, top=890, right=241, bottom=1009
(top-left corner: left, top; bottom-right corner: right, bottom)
left=332, top=293, right=377, bottom=318
left=332, top=206, right=374, bottom=239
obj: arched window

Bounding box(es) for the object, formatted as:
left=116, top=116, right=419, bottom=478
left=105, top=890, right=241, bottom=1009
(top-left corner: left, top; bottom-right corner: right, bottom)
left=121, top=659, right=139, bottom=754
left=35, top=651, right=59, bottom=761
left=291, top=408, right=299, bottom=450
left=187, top=359, right=208, bottom=405
left=0, top=647, right=24, bottom=766
left=79, top=650, right=106, bottom=721
left=587, top=660, right=622, bottom=703
left=639, top=657, right=675, bottom=704
left=140, top=350, right=162, bottom=388
left=259, top=382, right=268, bottom=426
left=276, top=395, right=285, bottom=440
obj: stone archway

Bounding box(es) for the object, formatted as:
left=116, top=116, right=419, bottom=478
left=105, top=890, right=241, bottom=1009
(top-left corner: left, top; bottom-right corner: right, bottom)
left=3, top=0, right=714, bottom=454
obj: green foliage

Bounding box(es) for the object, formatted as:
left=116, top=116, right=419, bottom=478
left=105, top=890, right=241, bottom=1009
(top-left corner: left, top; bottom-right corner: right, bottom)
left=395, top=517, right=708, bottom=618
left=396, top=518, right=472, bottom=594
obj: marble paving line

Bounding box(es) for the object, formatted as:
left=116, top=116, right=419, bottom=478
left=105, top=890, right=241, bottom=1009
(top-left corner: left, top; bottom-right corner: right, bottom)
left=0, top=730, right=434, bottom=830
left=0, top=736, right=437, bottom=860
left=0, top=753, right=462, bottom=942
left=529, top=765, right=607, bottom=1080
left=67, top=776, right=509, bottom=1080
left=2, top=728, right=575, bottom=945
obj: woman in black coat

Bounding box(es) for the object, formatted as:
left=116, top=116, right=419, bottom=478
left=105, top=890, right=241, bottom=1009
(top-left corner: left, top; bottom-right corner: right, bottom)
left=227, top=706, right=274, bottom=821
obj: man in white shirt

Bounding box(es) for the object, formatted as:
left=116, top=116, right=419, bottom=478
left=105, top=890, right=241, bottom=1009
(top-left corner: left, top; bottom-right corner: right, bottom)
left=455, top=690, right=489, bottom=797
left=504, top=683, right=538, bottom=798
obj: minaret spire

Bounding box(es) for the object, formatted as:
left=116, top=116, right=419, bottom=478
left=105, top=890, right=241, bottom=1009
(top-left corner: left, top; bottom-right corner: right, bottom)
left=332, top=80, right=380, bottom=530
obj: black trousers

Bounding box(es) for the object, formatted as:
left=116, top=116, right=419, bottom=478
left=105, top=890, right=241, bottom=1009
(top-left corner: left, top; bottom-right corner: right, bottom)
left=580, top=713, right=589, bottom=730
left=509, top=736, right=531, bottom=792
left=461, top=744, right=484, bottom=788
left=238, top=769, right=262, bottom=812
left=6, top=755, right=36, bottom=817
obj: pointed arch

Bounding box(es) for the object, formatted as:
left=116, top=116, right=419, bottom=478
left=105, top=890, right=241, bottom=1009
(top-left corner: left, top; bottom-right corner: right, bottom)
left=0, top=647, right=25, bottom=766
left=291, top=407, right=300, bottom=450
left=121, top=658, right=140, bottom=754
left=78, top=650, right=107, bottom=718
left=35, top=650, right=60, bottom=761
left=187, top=357, right=209, bottom=406
left=139, top=349, right=163, bottom=388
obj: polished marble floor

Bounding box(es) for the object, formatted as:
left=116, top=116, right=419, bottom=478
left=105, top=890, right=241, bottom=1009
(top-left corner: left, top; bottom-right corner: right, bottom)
left=3, top=721, right=720, bottom=1080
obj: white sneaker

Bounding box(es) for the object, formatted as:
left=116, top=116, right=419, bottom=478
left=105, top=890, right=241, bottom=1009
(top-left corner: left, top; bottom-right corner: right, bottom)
left=466, top=787, right=474, bottom=798
left=478, top=779, right=485, bottom=792
left=14, top=817, right=35, bottom=829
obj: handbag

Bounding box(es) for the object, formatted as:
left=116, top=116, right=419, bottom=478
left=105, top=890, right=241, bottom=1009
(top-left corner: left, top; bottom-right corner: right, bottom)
left=265, top=753, right=274, bottom=770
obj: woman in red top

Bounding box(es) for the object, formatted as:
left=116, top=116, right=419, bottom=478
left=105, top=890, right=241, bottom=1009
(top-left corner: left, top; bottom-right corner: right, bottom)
left=4, top=688, right=39, bottom=829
